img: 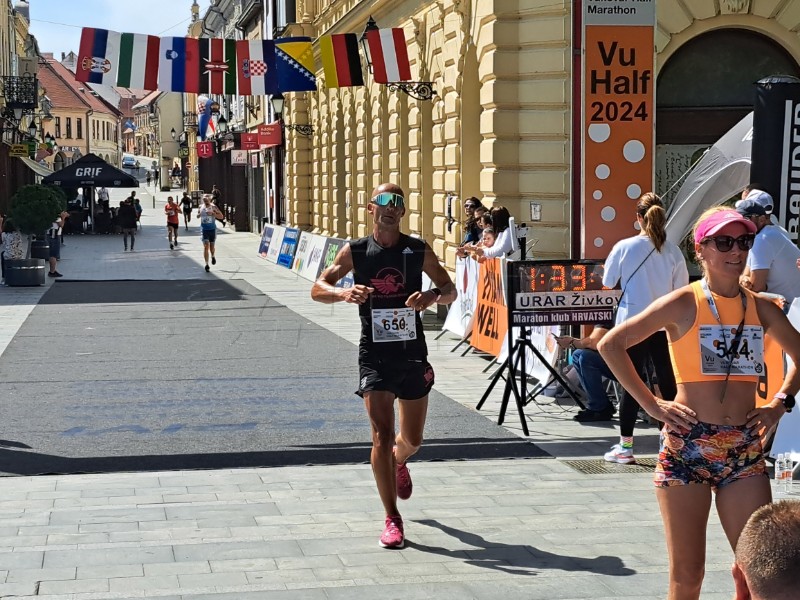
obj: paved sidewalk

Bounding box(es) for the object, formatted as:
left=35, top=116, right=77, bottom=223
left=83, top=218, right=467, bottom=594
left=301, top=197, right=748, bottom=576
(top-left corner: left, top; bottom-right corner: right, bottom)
left=0, top=185, right=741, bottom=598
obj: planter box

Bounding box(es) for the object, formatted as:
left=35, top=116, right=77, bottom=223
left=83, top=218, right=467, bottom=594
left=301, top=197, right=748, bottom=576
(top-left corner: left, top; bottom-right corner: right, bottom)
left=30, top=239, right=50, bottom=260
left=4, top=258, right=46, bottom=286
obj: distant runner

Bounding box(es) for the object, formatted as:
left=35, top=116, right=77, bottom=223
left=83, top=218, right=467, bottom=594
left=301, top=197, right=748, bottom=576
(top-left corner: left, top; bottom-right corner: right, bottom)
left=164, top=196, right=180, bottom=249
left=198, top=194, right=224, bottom=272
left=180, top=191, right=193, bottom=231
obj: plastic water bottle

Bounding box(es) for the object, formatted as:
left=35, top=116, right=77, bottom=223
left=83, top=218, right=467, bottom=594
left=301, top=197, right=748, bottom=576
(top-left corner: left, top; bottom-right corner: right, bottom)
left=785, top=457, right=795, bottom=494
left=775, top=454, right=787, bottom=494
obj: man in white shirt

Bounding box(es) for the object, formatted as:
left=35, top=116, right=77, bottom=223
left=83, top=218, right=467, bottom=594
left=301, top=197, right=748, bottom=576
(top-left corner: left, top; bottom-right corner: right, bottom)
left=737, top=199, right=800, bottom=306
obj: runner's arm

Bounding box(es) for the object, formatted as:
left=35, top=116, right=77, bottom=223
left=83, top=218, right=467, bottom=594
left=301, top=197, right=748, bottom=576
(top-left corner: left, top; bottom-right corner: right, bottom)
left=406, top=244, right=457, bottom=311
left=311, top=244, right=372, bottom=304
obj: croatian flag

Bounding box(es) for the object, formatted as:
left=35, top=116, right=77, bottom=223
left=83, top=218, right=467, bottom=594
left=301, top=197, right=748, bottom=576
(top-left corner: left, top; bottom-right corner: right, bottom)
left=235, top=39, right=277, bottom=96
left=116, top=33, right=160, bottom=90
left=158, top=37, right=201, bottom=93
left=76, top=28, right=121, bottom=85
left=366, top=28, right=412, bottom=84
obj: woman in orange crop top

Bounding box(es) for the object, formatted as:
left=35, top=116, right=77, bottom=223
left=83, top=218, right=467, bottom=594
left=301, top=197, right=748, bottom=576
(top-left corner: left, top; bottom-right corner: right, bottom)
left=598, top=207, right=800, bottom=600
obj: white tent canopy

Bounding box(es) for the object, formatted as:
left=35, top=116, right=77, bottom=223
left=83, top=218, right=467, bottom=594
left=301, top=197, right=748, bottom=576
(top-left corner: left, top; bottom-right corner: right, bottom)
left=665, top=112, right=753, bottom=244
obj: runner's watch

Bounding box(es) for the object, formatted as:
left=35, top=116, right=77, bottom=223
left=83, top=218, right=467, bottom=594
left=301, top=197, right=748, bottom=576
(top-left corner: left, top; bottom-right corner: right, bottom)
left=430, top=287, right=442, bottom=302
left=774, top=392, right=796, bottom=413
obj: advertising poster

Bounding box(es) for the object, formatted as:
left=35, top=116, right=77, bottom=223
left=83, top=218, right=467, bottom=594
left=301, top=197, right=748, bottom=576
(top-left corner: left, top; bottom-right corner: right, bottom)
left=295, top=234, right=327, bottom=281
left=442, top=257, right=480, bottom=339
left=291, top=231, right=314, bottom=275
left=470, top=258, right=508, bottom=357
left=582, top=0, right=655, bottom=258
left=317, top=238, right=354, bottom=289
left=277, top=228, right=300, bottom=268
left=258, top=225, right=274, bottom=258
left=266, top=225, right=285, bottom=263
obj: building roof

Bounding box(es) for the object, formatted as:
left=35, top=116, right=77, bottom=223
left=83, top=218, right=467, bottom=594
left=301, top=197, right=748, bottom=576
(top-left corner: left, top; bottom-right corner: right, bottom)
left=132, top=90, right=162, bottom=110
left=38, top=54, right=121, bottom=116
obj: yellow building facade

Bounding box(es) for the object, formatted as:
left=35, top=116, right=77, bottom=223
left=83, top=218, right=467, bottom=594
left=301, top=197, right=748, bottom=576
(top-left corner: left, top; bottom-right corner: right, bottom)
left=277, top=0, right=800, bottom=268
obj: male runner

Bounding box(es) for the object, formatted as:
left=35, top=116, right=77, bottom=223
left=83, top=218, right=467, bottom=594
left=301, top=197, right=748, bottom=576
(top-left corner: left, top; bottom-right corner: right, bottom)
left=180, top=191, right=193, bottom=231
left=198, top=194, right=224, bottom=272
left=311, top=182, right=456, bottom=549
left=164, top=196, right=180, bottom=249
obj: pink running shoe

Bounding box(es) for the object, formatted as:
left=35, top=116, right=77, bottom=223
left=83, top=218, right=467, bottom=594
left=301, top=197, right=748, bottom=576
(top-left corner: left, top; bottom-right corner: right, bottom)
left=396, top=460, right=413, bottom=500
left=379, top=515, right=405, bottom=549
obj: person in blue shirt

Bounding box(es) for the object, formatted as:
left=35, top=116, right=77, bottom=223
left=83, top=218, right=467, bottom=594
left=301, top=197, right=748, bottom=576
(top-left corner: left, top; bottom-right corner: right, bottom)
left=197, top=194, right=224, bottom=272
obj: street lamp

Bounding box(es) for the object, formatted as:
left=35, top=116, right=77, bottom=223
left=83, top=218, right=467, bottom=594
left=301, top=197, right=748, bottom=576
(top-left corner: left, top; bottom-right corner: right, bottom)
left=217, top=114, right=228, bottom=134
left=170, top=127, right=177, bottom=141
left=359, top=16, right=378, bottom=74
left=27, top=119, right=37, bottom=139
left=269, top=93, right=313, bottom=137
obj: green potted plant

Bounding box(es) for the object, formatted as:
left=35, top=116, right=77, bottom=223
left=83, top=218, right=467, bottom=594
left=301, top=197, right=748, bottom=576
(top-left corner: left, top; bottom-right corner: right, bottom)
left=5, top=184, right=66, bottom=286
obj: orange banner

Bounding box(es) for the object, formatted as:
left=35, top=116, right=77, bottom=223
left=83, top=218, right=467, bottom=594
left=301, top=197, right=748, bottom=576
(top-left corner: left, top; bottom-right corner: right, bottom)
left=582, top=1, right=655, bottom=258
left=471, top=258, right=508, bottom=357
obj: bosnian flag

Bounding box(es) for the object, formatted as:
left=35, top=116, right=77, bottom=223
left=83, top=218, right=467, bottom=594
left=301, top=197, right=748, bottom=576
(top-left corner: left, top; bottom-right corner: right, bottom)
left=235, top=39, right=277, bottom=96
left=366, top=28, right=412, bottom=84
left=116, top=33, right=160, bottom=90
left=158, top=37, right=201, bottom=93
left=76, top=28, right=121, bottom=85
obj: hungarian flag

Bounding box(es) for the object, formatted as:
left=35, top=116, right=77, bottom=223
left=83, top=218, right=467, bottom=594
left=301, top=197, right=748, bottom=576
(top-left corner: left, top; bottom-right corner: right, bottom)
left=199, top=38, right=237, bottom=95
left=319, top=33, right=363, bottom=88
left=275, top=37, right=316, bottom=92
left=366, top=28, right=412, bottom=84
left=235, top=39, right=277, bottom=96
left=76, top=28, right=121, bottom=85
left=158, top=37, right=201, bottom=93
left=116, top=33, right=160, bottom=90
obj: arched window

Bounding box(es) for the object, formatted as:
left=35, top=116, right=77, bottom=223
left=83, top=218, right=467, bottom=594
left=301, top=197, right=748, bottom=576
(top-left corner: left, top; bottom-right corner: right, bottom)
left=657, top=29, right=800, bottom=144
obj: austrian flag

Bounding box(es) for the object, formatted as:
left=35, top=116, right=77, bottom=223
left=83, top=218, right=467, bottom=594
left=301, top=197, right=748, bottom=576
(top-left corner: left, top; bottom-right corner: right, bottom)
left=366, top=28, right=412, bottom=84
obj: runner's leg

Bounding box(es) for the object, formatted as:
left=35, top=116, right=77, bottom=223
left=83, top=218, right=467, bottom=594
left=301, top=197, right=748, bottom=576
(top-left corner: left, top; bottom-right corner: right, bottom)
left=364, top=390, right=399, bottom=517
left=395, top=396, right=428, bottom=464
left=715, top=475, right=771, bottom=550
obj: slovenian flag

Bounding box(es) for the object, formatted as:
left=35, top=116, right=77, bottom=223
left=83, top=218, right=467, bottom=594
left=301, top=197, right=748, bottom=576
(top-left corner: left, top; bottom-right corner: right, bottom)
left=319, top=33, right=363, bottom=89
left=275, top=37, right=316, bottom=92
left=76, top=28, right=121, bottom=85
left=116, top=33, right=160, bottom=90
left=235, top=39, right=277, bottom=96
left=366, top=28, right=412, bottom=84
left=198, top=38, right=237, bottom=95
left=158, top=37, right=201, bottom=93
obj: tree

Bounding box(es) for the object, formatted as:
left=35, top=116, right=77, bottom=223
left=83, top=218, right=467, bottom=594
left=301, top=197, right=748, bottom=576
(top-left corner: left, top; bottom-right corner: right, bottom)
left=9, top=185, right=67, bottom=257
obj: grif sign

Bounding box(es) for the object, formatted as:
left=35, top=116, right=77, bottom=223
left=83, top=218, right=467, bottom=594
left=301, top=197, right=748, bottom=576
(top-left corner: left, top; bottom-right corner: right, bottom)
left=750, top=76, right=800, bottom=243
left=74, top=167, right=103, bottom=177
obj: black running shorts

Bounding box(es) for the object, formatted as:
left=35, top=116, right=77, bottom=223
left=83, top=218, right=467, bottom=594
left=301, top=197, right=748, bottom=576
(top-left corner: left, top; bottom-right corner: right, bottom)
left=356, top=357, right=434, bottom=400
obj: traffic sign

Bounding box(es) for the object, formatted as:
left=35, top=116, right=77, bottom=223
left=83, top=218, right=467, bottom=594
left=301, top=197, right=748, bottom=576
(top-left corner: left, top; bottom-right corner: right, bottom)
left=179, top=147, right=189, bottom=158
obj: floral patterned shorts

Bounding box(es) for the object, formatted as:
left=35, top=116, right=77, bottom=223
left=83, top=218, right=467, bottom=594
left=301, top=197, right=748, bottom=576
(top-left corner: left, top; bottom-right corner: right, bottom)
left=654, top=421, right=766, bottom=490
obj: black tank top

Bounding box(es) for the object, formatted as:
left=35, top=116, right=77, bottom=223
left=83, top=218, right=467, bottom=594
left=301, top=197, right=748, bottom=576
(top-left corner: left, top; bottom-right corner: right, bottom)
left=350, top=233, right=428, bottom=359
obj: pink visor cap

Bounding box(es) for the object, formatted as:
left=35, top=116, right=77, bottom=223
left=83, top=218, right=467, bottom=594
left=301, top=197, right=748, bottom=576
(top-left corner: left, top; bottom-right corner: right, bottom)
left=694, top=209, right=757, bottom=244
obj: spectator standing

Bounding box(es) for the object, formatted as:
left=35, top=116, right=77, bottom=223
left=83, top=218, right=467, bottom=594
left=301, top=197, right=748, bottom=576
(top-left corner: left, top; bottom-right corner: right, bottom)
left=154, top=169, right=160, bottom=189
left=47, top=211, right=68, bottom=278
left=455, top=197, right=485, bottom=258
left=164, top=197, right=180, bottom=249
left=737, top=199, right=800, bottom=307
left=599, top=207, right=800, bottom=599
left=211, top=184, right=226, bottom=226
left=146, top=171, right=151, bottom=187
left=601, top=192, right=689, bottom=464
left=117, top=199, right=138, bottom=252
left=472, top=206, right=515, bottom=259
left=133, top=198, right=143, bottom=229
left=733, top=500, right=800, bottom=600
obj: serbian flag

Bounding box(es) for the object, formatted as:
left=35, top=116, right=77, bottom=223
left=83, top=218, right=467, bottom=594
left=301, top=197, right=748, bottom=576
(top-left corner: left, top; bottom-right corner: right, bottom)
left=236, top=40, right=277, bottom=96
left=275, top=37, right=316, bottom=92
left=76, top=28, right=121, bottom=85
left=158, top=37, right=201, bottom=93
left=116, top=33, right=160, bottom=90
left=199, top=38, right=237, bottom=95
left=319, top=34, right=363, bottom=89
left=366, top=28, right=412, bottom=84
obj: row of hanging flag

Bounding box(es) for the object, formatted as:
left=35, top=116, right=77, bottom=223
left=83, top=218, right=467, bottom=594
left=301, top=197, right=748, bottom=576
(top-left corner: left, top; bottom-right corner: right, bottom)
left=75, top=28, right=412, bottom=95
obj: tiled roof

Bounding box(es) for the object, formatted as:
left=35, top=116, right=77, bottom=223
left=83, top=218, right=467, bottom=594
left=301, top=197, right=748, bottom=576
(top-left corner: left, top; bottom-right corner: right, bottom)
left=38, top=56, right=120, bottom=116
left=132, top=90, right=162, bottom=110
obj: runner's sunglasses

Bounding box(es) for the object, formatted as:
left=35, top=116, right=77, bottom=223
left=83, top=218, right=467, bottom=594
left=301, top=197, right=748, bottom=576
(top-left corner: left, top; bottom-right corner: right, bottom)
left=371, top=192, right=405, bottom=208
left=701, top=234, right=755, bottom=252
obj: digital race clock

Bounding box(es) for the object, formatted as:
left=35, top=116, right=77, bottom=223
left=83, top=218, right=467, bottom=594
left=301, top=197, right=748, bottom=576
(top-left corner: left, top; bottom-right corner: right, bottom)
left=507, top=260, right=621, bottom=326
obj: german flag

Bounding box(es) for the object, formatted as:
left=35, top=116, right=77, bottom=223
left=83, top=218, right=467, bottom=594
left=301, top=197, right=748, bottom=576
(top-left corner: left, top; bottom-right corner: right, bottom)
left=319, top=33, right=363, bottom=88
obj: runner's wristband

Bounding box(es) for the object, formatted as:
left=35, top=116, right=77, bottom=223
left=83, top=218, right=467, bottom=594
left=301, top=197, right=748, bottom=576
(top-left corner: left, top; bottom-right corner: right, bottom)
left=774, top=392, right=795, bottom=413
left=430, top=287, right=442, bottom=302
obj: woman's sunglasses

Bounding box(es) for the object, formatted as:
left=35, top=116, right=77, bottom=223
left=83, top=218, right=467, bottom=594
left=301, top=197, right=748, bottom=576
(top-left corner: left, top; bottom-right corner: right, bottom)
left=371, top=192, right=405, bottom=208
left=701, top=234, right=755, bottom=252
